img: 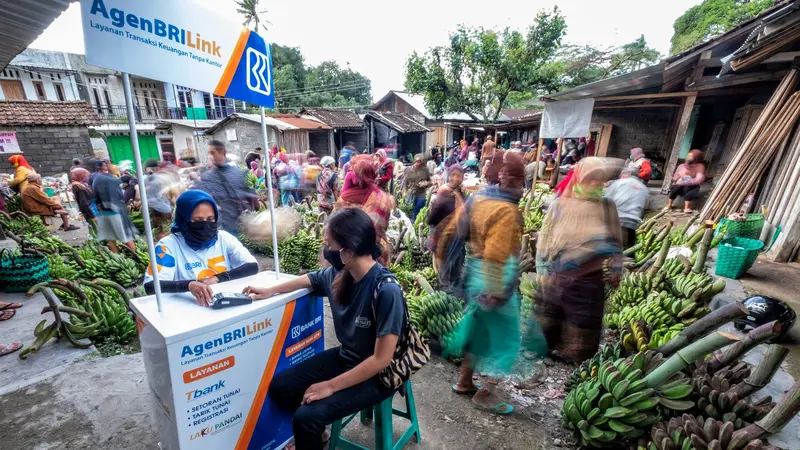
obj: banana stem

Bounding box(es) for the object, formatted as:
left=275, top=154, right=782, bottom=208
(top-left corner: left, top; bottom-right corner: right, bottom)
left=710, top=321, right=782, bottom=371
left=731, top=377, right=800, bottom=445
left=416, top=276, right=435, bottom=294
left=648, top=228, right=673, bottom=276
left=692, top=226, right=715, bottom=273
left=638, top=210, right=667, bottom=234
left=732, top=344, right=790, bottom=399
left=685, top=226, right=706, bottom=249
left=623, top=243, right=642, bottom=256
left=656, top=302, right=748, bottom=356
left=645, top=332, right=739, bottom=387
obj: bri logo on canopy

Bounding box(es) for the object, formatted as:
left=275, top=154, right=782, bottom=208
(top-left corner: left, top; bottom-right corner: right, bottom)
left=88, top=0, right=222, bottom=57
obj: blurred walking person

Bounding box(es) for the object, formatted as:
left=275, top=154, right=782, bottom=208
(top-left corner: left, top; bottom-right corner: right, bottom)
left=428, top=164, right=465, bottom=292
left=535, top=158, right=623, bottom=363
left=402, top=154, right=431, bottom=221
left=93, top=172, right=136, bottom=253
left=70, top=167, right=96, bottom=229
left=337, top=155, right=394, bottom=265
left=444, top=152, right=527, bottom=415
left=197, top=140, right=255, bottom=235
left=316, top=156, right=339, bottom=213
left=605, top=168, right=649, bottom=250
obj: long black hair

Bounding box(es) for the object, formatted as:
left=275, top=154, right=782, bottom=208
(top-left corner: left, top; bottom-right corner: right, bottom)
left=328, top=208, right=382, bottom=305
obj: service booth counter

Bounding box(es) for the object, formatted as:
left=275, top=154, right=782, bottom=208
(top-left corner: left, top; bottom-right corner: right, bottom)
left=130, top=272, right=324, bottom=450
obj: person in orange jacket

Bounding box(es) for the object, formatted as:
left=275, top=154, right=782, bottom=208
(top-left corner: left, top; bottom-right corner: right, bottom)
left=626, top=147, right=652, bottom=184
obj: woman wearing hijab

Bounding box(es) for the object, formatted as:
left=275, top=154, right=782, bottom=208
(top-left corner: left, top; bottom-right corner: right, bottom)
left=22, top=173, right=78, bottom=231
left=275, top=152, right=298, bottom=206
left=443, top=153, right=529, bottom=415
left=336, top=155, right=394, bottom=265
left=316, top=156, right=339, bottom=212
left=8, top=155, right=36, bottom=194
left=459, top=140, right=469, bottom=161
left=143, top=190, right=258, bottom=305
left=535, top=157, right=623, bottom=363
left=373, top=150, right=394, bottom=192
left=428, top=164, right=465, bottom=291
left=93, top=172, right=137, bottom=253
left=666, top=149, right=705, bottom=213
left=627, top=147, right=652, bottom=184
left=70, top=168, right=96, bottom=228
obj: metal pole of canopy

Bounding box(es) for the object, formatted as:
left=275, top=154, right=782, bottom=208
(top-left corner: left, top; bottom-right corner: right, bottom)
left=260, top=106, right=281, bottom=278
left=122, top=73, right=164, bottom=312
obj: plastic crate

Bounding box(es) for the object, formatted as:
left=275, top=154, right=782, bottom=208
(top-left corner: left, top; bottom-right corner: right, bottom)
left=719, top=214, right=764, bottom=240
left=715, top=237, right=764, bottom=279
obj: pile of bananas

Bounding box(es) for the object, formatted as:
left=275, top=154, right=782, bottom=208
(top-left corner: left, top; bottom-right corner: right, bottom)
left=566, top=342, right=626, bottom=392
left=47, top=254, right=78, bottom=280
left=635, top=222, right=671, bottom=263
left=249, top=229, right=322, bottom=275
left=412, top=202, right=430, bottom=239
left=563, top=351, right=696, bottom=447
left=671, top=273, right=726, bottom=302
left=130, top=210, right=145, bottom=234
left=56, top=279, right=137, bottom=344
left=605, top=291, right=709, bottom=330
left=408, top=291, right=463, bottom=339
left=416, top=266, right=436, bottom=287
left=78, top=258, right=110, bottom=280
left=608, top=273, right=665, bottom=312
left=0, top=211, right=48, bottom=235
left=19, top=295, right=101, bottom=359
left=693, top=362, right=773, bottom=424
left=388, top=263, right=416, bottom=291
left=5, top=194, right=22, bottom=213
left=635, top=414, right=776, bottom=450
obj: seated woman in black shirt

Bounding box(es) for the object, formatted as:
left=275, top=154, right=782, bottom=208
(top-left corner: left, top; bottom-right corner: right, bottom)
left=244, top=208, right=405, bottom=450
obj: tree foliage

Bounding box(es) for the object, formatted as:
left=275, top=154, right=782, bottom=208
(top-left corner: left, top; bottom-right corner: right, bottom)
left=552, top=35, right=662, bottom=90
left=270, top=45, right=371, bottom=111
left=404, top=7, right=567, bottom=122
left=235, top=0, right=269, bottom=33
left=670, top=0, right=774, bottom=55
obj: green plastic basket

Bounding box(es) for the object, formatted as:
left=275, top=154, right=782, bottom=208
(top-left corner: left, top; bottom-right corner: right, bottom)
left=715, top=237, right=764, bottom=279
left=719, top=214, right=764, bottom=240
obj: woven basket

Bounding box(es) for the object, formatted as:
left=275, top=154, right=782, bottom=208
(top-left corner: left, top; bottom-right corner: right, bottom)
left=720, top=214, right=764, bottom=240
left=0, top=248, right=50, bottom=293
left=715, top=237, right=764, bottom=279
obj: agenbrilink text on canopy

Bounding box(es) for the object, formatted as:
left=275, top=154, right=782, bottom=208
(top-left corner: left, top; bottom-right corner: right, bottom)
left=88, top=0, right=222, bottom=57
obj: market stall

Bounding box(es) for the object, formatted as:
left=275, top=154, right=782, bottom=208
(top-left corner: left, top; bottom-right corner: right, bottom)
left=131, top=272, right=324, bottom=449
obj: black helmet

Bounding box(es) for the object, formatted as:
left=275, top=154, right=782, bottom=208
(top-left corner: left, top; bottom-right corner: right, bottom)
left=734, top=295, right=796, bottom=340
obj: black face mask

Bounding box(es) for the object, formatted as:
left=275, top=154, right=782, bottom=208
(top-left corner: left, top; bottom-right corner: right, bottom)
left=323, top=246, right=348, bottom=271
left=186, top=220, right=218, bottom=245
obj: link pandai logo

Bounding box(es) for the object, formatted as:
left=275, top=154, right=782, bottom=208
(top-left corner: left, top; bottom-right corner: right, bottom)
left=246, top=47, right=271, bottom=96
left=190, top=427, right=214, bottom=440
left=189, top=413, right=243, bottom=440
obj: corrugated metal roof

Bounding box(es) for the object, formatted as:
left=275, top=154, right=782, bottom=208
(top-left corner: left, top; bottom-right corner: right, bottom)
left=543, top=63, right=666, bottom=101
left=0, top=100, right=100, bottom=126
left=266, top=114, right=330, bottom=130
left=0, top=0, right=73, bottom=70
left=366, top=111, right=429, bottom=133
left=301, top=108, right=363, bottom=129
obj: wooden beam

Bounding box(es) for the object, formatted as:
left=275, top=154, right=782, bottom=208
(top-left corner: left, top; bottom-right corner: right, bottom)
left=688, top=70, right=789, bottom=91
left=594, top=92, right=697, bottom=101
left=661, top=93, right=698, bottom=194
left=685, top=51, right=714, bottom=89
left=594, top=104, right=681, bottom=109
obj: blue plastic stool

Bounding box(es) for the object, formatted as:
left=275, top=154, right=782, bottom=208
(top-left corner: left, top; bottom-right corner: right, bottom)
left=329, top=380, right=421, bottom=450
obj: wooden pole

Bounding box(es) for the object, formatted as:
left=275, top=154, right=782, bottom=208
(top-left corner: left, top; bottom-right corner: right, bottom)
left=661, top=93, right=698, bottom=194
left=550, top=137, right=563, bottom=188
left=771, top=126, right=800, bottom=225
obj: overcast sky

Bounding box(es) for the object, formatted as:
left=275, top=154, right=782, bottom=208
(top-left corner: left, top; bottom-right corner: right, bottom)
left=31, top=0, right=701, bottom=103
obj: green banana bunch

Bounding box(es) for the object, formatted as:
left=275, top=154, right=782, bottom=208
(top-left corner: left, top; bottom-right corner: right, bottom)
left=659, top=257, right=687, bottom=280
left=649, top=324, right=685, bottom=349
left=403, top=239, right=431, bottom=271
left=608, top=273, right=665, bottom=313
left=566, top=343, right=625, bottom=392
left=519, top=272, right=540, bottom=299
left=620, top=320, right=653, bottom=353
left=78, top=258, right=110, bottom=280
left=388, top=264, right=415, bottom=291
left=414, top=291, right=463, bottom=340
left=563, top=351, right=696, bottom=448
left=605, top=291, right=706, bottom=331
left=5, top=194, right=22, bottom=213
left=636, top=414, right=777, bottom=450
left=671, top=273, right=726, bottom=302
left=47, top=254, right=78, bottom=280
left=414, top=267, right=437, bottom=288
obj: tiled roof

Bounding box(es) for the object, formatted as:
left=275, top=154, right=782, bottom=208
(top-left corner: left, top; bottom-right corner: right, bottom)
left=0, top=101, right=101, bottom=126
left=301, top=108, right=363, bottom=129
left=366, top=111, right=429, bottom=133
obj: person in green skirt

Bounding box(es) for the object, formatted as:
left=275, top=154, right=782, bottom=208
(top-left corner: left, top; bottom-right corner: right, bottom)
left=442, top=152, right=541, bottom=415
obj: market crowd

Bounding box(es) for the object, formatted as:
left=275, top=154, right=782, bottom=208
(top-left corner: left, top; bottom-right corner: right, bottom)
left=2, top=137, right=693, bottom=450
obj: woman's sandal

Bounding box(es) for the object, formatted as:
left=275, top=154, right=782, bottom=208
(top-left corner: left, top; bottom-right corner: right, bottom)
left=0, top=310, right=16, bottom=321
left=0, top=341, right=22, bottom=356
left=0, top=302, right=22, bottom=311
left=473, top=400, right=514, bottom=415
left=451, top=383, right=482, bottom=395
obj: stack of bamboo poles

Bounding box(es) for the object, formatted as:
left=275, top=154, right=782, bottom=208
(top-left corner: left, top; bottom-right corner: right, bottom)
left=700, top=69, right=800, bottom=221
left=729, top=20, right=800, bottom=71
left=761, top=121, right=800, bottom=228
